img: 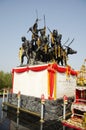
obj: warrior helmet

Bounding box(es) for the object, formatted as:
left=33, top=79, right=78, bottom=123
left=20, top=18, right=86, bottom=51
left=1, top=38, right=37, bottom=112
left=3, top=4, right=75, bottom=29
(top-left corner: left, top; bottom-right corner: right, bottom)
left=40, top=29, right=45, bottom=35
left=21, top=36, right=26, bottom=42
left=33, top=22, right=38, bottom=30
left=53, top=29, right=58, bottom=37
left=58, top=34, right=62, bottom=40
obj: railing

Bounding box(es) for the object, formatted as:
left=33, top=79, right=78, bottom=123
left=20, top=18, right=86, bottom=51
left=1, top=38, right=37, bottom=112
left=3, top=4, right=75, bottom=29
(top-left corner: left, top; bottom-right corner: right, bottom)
left=2, top=89, right=45, bottom=122
left=76, top=99, right=86, bottom=103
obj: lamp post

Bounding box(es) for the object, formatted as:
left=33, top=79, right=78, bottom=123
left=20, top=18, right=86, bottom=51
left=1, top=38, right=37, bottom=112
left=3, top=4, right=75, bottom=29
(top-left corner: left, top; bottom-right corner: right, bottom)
left=63, top=95, right=68, bottom=120
left=40, top=94, right=45, bottom=123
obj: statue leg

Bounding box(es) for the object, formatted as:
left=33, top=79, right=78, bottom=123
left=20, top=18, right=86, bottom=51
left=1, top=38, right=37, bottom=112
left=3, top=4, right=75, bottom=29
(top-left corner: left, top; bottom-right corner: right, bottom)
left=63, top=56, right=67, bottom=66
left=60, top=56, right=63, bottom=66
left=21, top=54, right=24, bottom=65
left=57, top=57, right=60, bottom=65
left=26, top=52, right=29, bottom=64
left=21, top=51, right=26, bottom=65
left=27, top=56, right=29, bottom=64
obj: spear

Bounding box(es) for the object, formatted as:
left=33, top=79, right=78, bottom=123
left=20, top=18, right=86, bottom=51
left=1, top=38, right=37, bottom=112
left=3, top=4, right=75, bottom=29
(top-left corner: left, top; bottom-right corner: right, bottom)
left=43, top=15, right=46, bottom=33
left=35, top=9, right=41, bottom=23
left=64, top=38, right=74, bottom=48
left=62, top=38, right=70, bottom=46
left=44, top=15, right=46, bottom=27
left=67, top=38, right=74, bottom=47
left=47, top=27, right=52, bottom=33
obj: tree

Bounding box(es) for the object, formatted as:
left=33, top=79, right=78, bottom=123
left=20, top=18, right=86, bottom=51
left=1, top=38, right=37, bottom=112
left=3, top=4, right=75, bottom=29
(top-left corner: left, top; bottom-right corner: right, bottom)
left=0, top=71, right=12, bottom=90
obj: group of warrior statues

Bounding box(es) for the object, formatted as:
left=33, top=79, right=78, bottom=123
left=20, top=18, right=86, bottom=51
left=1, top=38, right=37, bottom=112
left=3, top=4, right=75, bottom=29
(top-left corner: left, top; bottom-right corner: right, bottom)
left=19, top=17, right=77, bottom=66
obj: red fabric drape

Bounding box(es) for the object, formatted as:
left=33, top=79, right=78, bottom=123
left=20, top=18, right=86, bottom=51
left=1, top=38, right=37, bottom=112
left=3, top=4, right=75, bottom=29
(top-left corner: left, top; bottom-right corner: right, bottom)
left=48, top=71, right=55, bottom=100
left=12, top=63, right=77, bottom=76
left=12, top=65, right=48, bottom=73
left=70, top=69, right=77, bottom=76
left=12, top=63, right=77, bottom=100
left=12, top=67, right=29, bottom=73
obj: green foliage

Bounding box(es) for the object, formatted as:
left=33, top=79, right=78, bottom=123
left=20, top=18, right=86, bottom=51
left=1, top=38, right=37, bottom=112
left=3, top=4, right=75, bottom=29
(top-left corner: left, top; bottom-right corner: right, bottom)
left=0, top=71, right=12, bottom=90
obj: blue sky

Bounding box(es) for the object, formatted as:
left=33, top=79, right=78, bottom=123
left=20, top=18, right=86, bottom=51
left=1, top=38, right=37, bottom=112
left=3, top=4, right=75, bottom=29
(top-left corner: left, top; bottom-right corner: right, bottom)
left=0, top=0, right=86, bottom=72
